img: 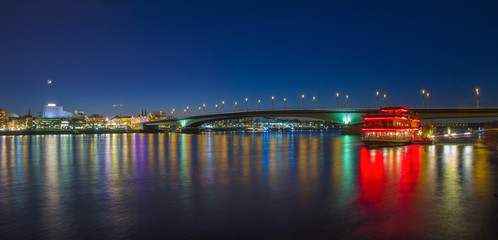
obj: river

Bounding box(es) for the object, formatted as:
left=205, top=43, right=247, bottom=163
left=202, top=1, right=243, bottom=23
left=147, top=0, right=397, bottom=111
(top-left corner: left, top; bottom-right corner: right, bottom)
left=0, top=132, right=497, bottom=239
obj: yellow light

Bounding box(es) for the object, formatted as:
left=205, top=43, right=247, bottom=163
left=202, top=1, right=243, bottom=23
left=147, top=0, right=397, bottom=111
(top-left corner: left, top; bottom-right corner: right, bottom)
left=313, top=96, right=315, bottom=100
left=245, top=98, right=248, bottom=101
left=284, top=98, right=286, bottom=101
left=376, top=91, right=379, bottom=96
left=346, top=95, right=348, bottom=99
left=258, top=100, right=260, bottom=103
left=384, top=94, right=386, bottom=98
left=302, top=94, right=304, bottom=98
left=222, top=101, right=225, bottom=104
left=336, top=93, right=339, bottom=97
left=203, top=104, right=205, bottom=107
left=422, top=89, right=425, bottom=94
left=187, top=106, right=189, bottom=109
left=272, top=96, right=274, bottom=100
left=427, top=92, right=429, bottom=97
left=476, top=88, right=479, bottom=94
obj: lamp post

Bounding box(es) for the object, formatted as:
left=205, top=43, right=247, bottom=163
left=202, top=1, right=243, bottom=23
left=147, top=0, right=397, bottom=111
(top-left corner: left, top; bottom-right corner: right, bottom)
left=203, top=104, right=206, bottom=113
left=186, top=106, right=189, bottom=116
left=235, top=102, right=237, bottom=112
left=313, top=96, right=316, bottom=109
left=283, top=98, right=286, bottom=110
left=222, top=101, right=225, bottom=112
left=383, top=94, right=386, bottom=107
left=346, top=95, right=349, bottom=109
left=172, top=108, right=175, bottom=117
left=376, top=91, right=379, bottom=108
left=336, top=93, right=339, bottom=110
left=476, top=88, right=479, bottom=108
left=215, top=104, right=218, bottom=113
left=301, top=94, right=305, bottom=109
left=198, top=106, right=201, bottom=114
left=422, top=90, right=425, bottom=108
left=184, top=109, right=186, bottom=116
left=271, top=96, right=274, bottom=110
left=426, top=92, right=430, bottom=108
left=258, top=100, right=261, bottom=110
left=245, top=98, right=248, bottom=111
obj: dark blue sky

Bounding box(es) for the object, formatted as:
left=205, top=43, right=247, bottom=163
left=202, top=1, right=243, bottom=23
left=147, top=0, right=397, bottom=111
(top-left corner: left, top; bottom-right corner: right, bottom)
left=1, top=0, right=497, bottom=116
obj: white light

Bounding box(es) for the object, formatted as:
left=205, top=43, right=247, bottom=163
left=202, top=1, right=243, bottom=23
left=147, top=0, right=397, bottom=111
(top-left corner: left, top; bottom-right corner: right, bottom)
left=47, top=103, right=56, bottom=107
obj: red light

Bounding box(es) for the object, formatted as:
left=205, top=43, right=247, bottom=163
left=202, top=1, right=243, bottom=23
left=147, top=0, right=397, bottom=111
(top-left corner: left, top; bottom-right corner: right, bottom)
left=362, top=128, right=419, bottom=132
left=363, top=117, right=408, bottom=121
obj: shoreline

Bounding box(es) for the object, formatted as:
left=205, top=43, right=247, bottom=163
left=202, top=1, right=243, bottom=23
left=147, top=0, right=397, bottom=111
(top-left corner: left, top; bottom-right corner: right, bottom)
left=0, top=129, right=136, bottom=136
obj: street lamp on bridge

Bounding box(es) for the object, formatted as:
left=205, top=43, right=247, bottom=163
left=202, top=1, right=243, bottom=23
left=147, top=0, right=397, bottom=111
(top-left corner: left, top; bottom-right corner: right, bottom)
left=383, top=94, right=387, bottom=107
left=476, top=88, right=479, bottom=108
left=376, top=91, right=379, bottom=108
left=186, top=106, right=189, bottom=116
left=203, top=104, right=206, bottom=113
left=426, top=92, right=430, bottom=109
left=184, top=109, right=186, bottom=116
left=222, top=101, right=225, bottom=112
left=245, top=98, right=248, bottom=111
left=198, top=107, right=201, bottom=114
left=336, top=93, right=339, bottom=110
left=272, top=96, right=275, bottom=110
left=215, top=104, right=218, bottom=113
left=171, top=108, right=175, bottom=117
left=313, top=96, right=316, bottom=109
left=235, top=102, right=237, bottom=112
left=301, top=94, right=305, bottom=109
left=258, top=100, right=261, bottom=110
left=284, top=98, right=286, bottom=110
left=422, top=89, right=425, bottom=108
left=346, top=95, right=349, bottom=109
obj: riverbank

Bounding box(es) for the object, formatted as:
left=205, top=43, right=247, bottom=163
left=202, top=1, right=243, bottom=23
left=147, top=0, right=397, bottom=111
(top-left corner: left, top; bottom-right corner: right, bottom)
left=0, top=129, right=137, bottom=136
left=482, top=130, right=498, bottom=151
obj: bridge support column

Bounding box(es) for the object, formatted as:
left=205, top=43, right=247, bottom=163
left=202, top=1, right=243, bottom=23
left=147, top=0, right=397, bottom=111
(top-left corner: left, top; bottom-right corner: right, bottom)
left=341, top=123, right=363, bottom=136
left=181, top=127, right=200, bottom=134
left=139, top=124, right=159, bottom=133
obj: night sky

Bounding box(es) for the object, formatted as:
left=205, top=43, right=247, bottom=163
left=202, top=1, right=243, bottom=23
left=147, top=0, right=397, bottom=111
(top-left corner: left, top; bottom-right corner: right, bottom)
left=1, top=0, right=497, bottom=116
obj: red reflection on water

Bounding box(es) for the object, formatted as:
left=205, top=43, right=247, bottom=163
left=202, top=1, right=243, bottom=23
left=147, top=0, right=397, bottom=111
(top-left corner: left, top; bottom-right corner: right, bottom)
left=355, top=146, right=423, bottom=238
left=358, top=147, right=386, bottom=208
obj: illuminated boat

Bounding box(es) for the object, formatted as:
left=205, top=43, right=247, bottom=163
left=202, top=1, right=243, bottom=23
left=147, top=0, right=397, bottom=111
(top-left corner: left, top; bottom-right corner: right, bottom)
left=361, top=107, right=420, bottom=147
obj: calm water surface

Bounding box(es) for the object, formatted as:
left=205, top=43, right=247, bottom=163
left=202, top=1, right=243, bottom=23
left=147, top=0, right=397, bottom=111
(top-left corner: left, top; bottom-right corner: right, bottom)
left=0, top=132, right=497, bottom=239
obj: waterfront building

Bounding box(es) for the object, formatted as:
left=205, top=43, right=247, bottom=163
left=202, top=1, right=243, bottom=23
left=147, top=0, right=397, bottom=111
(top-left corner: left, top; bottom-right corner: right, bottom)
left=42, top=103, right=72, bottom=118
left=0, top=109, right=8, bottom=129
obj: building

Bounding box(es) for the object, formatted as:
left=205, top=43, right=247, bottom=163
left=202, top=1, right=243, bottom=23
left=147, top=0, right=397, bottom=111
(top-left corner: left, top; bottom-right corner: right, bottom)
left=0, top=109, right=8, bottom=129
left=42, top=103, right=72, bottom=118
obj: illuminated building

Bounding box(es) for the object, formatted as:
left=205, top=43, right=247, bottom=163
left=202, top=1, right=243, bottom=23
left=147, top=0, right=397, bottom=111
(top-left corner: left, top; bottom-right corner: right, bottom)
left=362, top=107, right=420, bottom=147
left=42, top=103, right=72, bottom=118
left=0, top=109, right=9, bottom=129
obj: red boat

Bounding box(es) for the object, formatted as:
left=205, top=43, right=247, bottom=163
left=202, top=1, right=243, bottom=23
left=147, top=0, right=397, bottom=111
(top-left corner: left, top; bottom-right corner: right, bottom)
left=361, top=107, right=420, bottom=147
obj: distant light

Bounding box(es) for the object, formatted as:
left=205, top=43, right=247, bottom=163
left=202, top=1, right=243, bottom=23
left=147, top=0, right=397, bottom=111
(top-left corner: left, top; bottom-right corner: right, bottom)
left=47, top=103, right=56, bottom=107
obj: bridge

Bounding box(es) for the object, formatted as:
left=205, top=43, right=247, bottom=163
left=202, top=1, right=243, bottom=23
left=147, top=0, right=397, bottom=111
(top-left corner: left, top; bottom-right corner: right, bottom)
left=140, top=108, right=498, bottom=133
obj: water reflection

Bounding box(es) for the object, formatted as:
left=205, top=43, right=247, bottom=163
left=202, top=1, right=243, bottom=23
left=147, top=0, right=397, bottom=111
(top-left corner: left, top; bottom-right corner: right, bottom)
left=0, top=133, right=497, bottom=239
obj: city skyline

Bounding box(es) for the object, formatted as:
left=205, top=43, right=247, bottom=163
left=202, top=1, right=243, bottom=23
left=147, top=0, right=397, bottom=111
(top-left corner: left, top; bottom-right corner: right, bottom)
left=1, top=1, right=497, bottom=115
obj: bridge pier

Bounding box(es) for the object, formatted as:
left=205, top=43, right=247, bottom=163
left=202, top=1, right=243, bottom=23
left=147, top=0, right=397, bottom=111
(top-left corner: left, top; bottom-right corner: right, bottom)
left=341, top=123, right=363, bottom=136
left=181, top=127, right=200, bottom=134
left=139, top=124, right=160, bottom=133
